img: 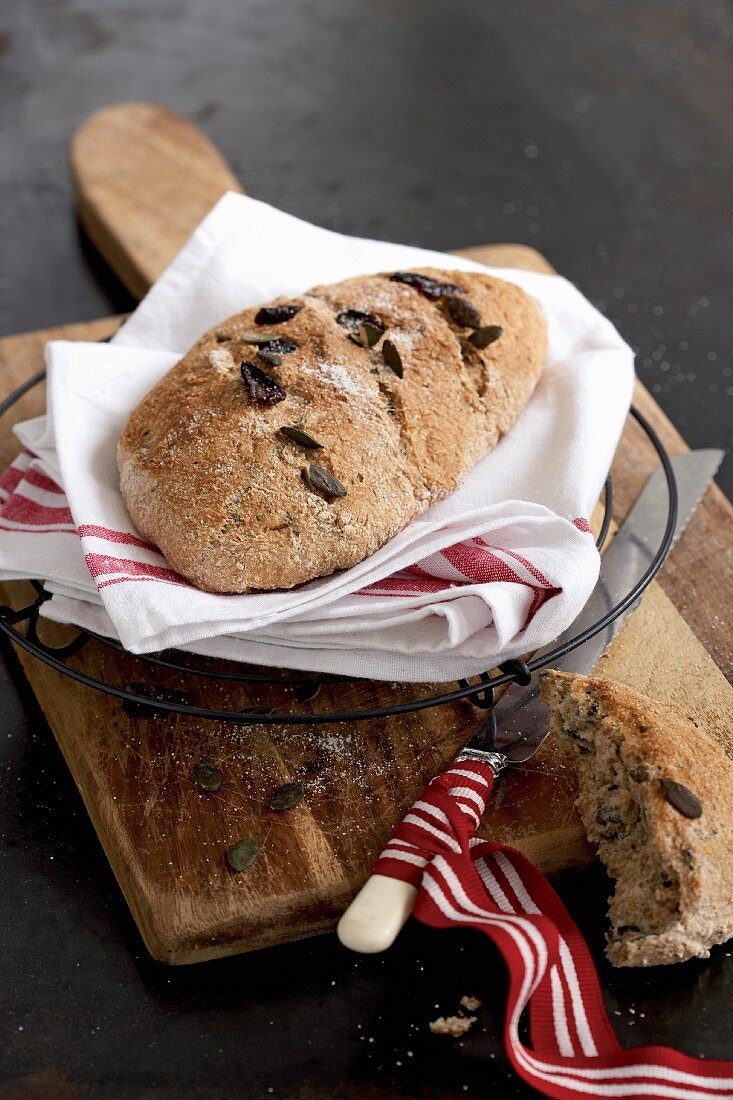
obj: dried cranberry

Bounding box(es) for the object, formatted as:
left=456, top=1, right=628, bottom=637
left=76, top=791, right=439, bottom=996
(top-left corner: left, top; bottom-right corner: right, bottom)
left=240, top=361, right=287, bottom=405
left=389, top=272, right=465, bottom=300
left=336, top=309, right=381, bottom=333
left=260, top=338, right=297, bottom=355
left=254, top=304, right=302, bottom=325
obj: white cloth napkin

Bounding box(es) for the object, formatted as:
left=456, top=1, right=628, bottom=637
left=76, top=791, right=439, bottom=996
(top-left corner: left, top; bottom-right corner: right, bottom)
left=0, top=194, right=634, bottom=681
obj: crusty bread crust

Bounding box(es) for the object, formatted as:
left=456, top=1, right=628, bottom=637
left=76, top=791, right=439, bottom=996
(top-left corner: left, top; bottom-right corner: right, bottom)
left=541, top=670, right=733, bottom=967
left=118, top=268, right=547, bottom=593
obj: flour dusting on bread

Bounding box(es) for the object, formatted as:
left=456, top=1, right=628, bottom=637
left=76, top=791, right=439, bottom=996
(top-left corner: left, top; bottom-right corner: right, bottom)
left=118, top=268, right=547, bottom=593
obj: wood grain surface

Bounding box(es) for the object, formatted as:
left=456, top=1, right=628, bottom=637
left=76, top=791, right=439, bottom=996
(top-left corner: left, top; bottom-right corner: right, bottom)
left=71, top=102, right=242, bottom=300
left=0, top=103, right=729, bottom=963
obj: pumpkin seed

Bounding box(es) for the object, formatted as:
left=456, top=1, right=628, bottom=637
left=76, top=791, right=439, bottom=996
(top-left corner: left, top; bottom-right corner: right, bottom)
left=446, top=296, right=482, bottom=328
left=595, top=806, right=623, bottom=828
left=240, top=360, right=286, bottom=406
left=240, top=332, right=288, bottom=344
left=390, top=272, right=465, bottom=299
left=256, top=338, right=297, bottom=368
left=254, top=304, right=301, bottom=325
left=215, top=333, right=231, bottom=343
left=349, top=321, right=384, bottom=348
left=226, top=837, right=260, bottom=872
left=279, top=426, right=323, bottom=450
left=269, top=781, right=305, bottom=812
left=302, top=464, right=347, bottom=499
left=382, top=339, right=404, bottom=377
left=469, top=325, right=503, bottom=349
left=193, top=762, right=222, bottom=793
left=660, top=779, right=703, bottom=819
left=257, top=348, right=282, bottom=367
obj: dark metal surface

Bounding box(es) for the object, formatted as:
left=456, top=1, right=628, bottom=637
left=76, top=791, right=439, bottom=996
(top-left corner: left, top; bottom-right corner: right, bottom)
left=1, top=1, right=732, bottom=1096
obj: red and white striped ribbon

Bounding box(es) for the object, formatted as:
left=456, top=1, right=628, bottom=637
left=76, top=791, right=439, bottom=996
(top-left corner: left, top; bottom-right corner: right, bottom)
left=373, top=761, right=733, bottom=1099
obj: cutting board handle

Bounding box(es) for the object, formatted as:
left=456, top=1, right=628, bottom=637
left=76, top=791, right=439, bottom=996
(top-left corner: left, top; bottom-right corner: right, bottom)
left=70, top=102, right=243, bottom=301
left=70, top=102, right=555, bottom=305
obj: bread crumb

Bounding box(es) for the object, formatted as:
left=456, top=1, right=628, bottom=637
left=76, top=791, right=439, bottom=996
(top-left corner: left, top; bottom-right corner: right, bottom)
left=460, top=995, right=482, bottom=1012
left=429, top=1014, right=477, bottom=1037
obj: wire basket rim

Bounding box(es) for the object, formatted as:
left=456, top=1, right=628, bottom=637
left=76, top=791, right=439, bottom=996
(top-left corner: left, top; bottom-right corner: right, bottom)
left=0, top=370, right=676, bottom=725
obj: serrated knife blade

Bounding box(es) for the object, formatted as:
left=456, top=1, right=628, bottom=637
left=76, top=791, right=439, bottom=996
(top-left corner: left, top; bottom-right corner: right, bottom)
left=461, top=449, right=723, bottom=764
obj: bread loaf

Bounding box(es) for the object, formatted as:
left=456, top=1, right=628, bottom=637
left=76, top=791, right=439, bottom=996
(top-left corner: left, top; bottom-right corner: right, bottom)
left=541, top=670, right=733, bottom=967
left=118, top=268, right=547, bottom=593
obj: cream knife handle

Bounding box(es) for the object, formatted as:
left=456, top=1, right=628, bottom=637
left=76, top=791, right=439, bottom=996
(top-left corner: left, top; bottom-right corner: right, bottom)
left=338, top=753, right=504, bottom=954
left=337, top=875, right=418, bottom=954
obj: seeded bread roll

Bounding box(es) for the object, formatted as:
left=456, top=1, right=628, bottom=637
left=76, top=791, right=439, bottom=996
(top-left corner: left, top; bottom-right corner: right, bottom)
left=541, top=670, right=733, bottom=967
left=118, top=269, right=547, bottom=593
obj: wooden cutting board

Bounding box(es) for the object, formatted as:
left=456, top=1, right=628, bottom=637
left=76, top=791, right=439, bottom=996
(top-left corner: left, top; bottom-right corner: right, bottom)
left=0, top=103, right=730, bottom=964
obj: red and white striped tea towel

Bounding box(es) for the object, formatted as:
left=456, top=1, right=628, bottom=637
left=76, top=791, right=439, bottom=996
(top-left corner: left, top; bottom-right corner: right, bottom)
left=0, top=194, right=634, bottom=682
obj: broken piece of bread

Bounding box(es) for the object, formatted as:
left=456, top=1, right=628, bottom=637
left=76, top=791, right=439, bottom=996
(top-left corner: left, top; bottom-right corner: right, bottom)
left=540, top=670, right=733, bottom=967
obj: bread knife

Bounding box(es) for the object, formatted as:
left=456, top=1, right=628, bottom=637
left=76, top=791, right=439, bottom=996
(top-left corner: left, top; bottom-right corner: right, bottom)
left=337, top=449, right=723, bottom=953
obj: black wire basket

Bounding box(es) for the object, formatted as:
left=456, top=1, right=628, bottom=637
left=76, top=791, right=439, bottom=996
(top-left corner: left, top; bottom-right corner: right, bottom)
left=0, top=370, right=678, bottom=726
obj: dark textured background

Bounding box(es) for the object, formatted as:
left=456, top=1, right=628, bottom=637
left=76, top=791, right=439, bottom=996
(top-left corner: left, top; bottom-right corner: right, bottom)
left=0, top=1, right=731, bottom=1097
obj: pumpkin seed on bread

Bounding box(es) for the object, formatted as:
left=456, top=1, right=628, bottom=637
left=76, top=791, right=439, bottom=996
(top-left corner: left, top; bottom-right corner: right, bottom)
left=541, top=670, right=733, bottom=967
left=118, top=268, right=546, bottom=593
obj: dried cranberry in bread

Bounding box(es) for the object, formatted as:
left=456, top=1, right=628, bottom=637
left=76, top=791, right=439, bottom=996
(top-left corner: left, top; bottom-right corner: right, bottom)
left=541, top=670, right=733, bottom=967
left=117, top=268, right=547, bottom=593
